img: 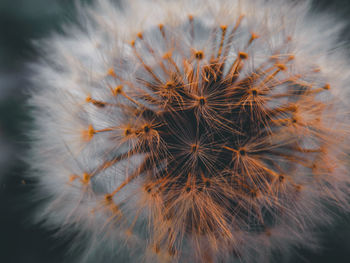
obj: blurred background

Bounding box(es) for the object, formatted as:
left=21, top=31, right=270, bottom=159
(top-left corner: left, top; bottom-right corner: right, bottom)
left=0, top=0, right=349, bottom=262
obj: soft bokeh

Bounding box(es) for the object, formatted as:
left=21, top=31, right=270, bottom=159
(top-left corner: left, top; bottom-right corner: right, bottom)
left=0, top=0, right=349, bottom=262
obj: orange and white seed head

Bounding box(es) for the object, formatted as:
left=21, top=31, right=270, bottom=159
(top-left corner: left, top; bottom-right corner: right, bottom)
left=28, top=0, right=350, bottom=262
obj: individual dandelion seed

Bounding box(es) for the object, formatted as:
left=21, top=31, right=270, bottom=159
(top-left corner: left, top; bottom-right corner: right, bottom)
left=28, top=0, right=350, bottom=262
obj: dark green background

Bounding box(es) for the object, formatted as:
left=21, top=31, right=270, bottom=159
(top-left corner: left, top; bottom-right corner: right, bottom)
left=0, top=0, right=349, bottom=262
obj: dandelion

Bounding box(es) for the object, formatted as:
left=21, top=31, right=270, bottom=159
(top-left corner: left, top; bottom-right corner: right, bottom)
left=28, top=0, right=350, bottom=262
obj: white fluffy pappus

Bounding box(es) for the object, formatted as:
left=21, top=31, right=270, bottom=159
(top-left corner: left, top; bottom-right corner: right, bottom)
left=28, top=0, right=350, bottom=262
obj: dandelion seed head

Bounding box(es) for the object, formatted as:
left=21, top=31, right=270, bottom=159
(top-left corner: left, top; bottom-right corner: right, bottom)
left=29, top=0, right=350, bottom=262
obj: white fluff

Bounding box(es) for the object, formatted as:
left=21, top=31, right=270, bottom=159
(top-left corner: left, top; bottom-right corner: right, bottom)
left=28, top=0, right=350, bottom=262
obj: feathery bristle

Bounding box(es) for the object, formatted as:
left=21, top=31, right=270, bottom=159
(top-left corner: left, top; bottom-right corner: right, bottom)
left=28, top=0, right=350, bottom=262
